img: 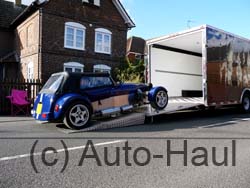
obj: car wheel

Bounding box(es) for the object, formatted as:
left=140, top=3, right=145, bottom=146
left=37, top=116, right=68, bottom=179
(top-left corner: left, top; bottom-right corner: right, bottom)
left=242, top=93, right=250, bottom=113
left=150, top=87, right=168, bottom=110
left=63, top=102, right=92, bottom=130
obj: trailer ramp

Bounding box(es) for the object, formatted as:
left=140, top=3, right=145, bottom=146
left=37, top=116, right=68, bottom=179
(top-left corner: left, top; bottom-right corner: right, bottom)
left=146, top=97, right=204, bottom=117
left=57, top=97, right=203, bottom=133
left=58, top=112, right=145, bottom=134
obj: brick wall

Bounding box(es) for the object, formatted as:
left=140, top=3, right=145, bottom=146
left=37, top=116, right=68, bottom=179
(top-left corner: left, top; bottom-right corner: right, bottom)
left=16, top=10, right=40, bottom=80
left=40, top=0, right=128, bottom=81
left=14, top=0, right=129, bottom=81
left=41, top=53, right=121, bottom=80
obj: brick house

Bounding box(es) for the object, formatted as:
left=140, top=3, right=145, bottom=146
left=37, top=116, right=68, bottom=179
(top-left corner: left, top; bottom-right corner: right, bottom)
left=0, top=0, right=135, bottom=82
left=126, top=36, right=146, bottom=63
left=0, top=0, right=26, bottom=81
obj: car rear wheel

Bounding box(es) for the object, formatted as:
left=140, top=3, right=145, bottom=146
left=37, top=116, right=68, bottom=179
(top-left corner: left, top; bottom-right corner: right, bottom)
left=242, top=93, right=250, bottom=113
left=63, top=102, right=92, bottom=129
left=150, top=87, right=168, bottom=110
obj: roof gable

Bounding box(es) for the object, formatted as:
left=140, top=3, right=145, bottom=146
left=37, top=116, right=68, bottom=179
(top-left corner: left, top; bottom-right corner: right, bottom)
left=112, top=0, right=135, bottom=28
left=127, top=36, right=146, bottom=54
left=11, top=0, right=135, bottom=28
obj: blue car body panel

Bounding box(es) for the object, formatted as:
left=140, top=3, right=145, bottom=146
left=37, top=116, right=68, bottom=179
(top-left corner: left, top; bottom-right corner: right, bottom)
left=53, top=93, right=92, bottom=120
left=83, top=86, right=113, bottom=102
left=32, top=93, right=57, bottom=121
left=148, top=87, right=166, bottom=101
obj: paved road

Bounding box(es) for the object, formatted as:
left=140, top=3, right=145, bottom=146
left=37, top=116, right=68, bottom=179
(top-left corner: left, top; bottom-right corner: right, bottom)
left=1, top=108, right=250, bottom=188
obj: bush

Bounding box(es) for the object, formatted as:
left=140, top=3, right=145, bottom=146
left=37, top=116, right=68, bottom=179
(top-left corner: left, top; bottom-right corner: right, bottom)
left=113, top=58, right=145, bottom=83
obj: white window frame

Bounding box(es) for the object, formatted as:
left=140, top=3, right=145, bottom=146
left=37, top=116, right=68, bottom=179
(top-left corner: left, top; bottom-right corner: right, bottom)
left=94, top=0, right=100, bottom=6
left=93, top=64, right=111, bottom=73
left=27, top=62, right=34, bottom=80
left=64, top=22, right=86, bottom=51
left=95, top=28, right=112, bottom=54
left=64, top=62, right=84, bottom=73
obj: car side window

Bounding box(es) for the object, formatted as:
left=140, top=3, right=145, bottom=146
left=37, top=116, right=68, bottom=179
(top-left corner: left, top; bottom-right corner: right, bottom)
left=80, top=77, right=91, bottom=89
left=80, top=76, right=113, bottom=90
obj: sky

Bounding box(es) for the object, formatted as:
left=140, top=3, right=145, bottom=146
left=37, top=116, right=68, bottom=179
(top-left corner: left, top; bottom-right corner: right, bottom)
left=7, top=0, right=250, bottom=40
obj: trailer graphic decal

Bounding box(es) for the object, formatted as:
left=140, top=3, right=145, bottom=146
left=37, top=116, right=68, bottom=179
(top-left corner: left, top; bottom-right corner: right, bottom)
left=207, top=27, right=250, bottom=104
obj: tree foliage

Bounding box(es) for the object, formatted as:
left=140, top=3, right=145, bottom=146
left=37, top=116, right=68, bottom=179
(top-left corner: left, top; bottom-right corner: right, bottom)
left=113, top=58, right=145, bottom=83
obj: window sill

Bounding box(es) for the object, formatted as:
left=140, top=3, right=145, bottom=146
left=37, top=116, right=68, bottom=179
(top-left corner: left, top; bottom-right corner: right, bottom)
left=95, top=50, right=111, bottom=55
left=64, top=46, right=85, bottom=51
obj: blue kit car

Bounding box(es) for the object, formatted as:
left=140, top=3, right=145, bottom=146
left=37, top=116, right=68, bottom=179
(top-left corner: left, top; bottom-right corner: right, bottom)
left=32, top=72, right=168, bottom=129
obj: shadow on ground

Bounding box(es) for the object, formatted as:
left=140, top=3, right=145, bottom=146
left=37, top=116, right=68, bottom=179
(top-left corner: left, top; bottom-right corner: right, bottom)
left=97, top=107, right=250, bottom=133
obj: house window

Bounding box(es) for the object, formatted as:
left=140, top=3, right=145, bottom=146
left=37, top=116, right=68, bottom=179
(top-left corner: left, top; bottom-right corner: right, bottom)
left=95, top=28, right=112, bottom=54
left=27, top=24, right=34, bottom=47
left=93, top=64, right=111, bottom=73
left=82, top=0, right=100, bottom=6
left=64, top=22, right=86, bottom=50
left=27, top=62, right=34, bottom=80
left=64, top=62, right=84, bottom=73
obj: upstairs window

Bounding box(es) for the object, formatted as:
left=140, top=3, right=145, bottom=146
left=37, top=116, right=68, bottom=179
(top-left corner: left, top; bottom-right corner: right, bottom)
left=82, top=0, right=100, bottom=6
left=64, top=62, right=84, bottom=73
left=64, top=22, right=86, bottom=50
left=95, top=28, right=112, bottom=54
left=19, top=30, right=26, bottom=49
left=27, top=24, right=34, bottom=47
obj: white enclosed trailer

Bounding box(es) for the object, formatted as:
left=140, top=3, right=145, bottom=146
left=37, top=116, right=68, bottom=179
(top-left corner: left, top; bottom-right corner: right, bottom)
left=146, top=25, right=250, bottom=116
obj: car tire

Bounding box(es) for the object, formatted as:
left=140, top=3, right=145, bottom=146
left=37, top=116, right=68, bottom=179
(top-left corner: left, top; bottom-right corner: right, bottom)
left=150, top=87, right=168, bottom=110
left=63, top=101, right=92, bottom=130
left=242, top=93, right=250, bottom=113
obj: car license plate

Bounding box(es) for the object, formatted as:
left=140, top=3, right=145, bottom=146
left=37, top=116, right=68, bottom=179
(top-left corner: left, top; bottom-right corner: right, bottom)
left=36, top=103, right=42, bottom=115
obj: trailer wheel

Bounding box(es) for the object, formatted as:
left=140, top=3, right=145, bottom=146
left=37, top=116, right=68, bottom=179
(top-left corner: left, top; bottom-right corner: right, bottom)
left=150, top=87, right=168, bottom=110
left=242, top=94, right=250, bottom=113
left=63, top=102, right=92, bottom=130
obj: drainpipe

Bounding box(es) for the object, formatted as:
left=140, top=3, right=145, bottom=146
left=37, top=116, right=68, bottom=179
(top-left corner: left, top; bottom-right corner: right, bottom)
left=38, top=8, right=42, bottom=81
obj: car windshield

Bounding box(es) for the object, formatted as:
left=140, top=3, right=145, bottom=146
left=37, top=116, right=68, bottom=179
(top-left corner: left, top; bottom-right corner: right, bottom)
left=40, top=74, right=64, bottom=93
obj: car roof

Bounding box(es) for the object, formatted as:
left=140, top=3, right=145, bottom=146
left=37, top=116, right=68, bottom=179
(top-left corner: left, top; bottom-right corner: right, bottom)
left=50, top=72, right=113, bottom=93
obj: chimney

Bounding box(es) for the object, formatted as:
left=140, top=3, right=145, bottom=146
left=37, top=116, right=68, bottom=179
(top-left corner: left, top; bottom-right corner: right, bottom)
left=15, top=0, right=22, bottom=6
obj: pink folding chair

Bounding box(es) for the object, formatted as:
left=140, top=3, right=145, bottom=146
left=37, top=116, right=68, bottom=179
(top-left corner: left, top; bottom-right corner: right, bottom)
left=6, top=89, right=31, bottom=116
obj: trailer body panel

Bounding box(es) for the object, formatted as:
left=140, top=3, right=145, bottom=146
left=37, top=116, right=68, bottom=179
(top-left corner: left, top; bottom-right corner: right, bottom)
left=206, top=27, right=250, bottom=105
